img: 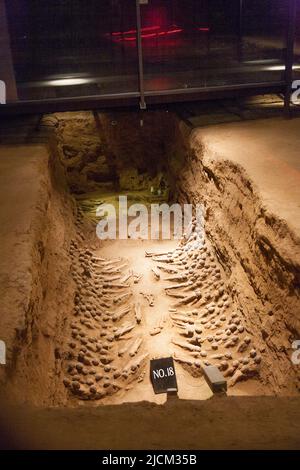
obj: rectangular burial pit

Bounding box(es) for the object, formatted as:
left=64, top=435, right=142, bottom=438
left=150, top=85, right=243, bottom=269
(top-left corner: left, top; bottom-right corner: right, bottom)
left=0, top=111, right=300, bottom=449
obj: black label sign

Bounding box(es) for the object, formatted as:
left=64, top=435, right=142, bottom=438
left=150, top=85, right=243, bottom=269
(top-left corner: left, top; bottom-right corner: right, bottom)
left=150, top=357, right=178, bottom=394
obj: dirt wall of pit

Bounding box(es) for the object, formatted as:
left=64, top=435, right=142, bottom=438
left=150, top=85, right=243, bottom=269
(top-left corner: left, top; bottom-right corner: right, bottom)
left=0, top=141, right=77, bottom=406
left=173, top=123, right=300, bottom=394
left=43, top=111, right=186, bottom=196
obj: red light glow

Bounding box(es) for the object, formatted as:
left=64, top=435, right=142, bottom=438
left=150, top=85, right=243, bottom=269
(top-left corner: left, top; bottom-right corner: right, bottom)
left=111, top=25, right=183, bottom=43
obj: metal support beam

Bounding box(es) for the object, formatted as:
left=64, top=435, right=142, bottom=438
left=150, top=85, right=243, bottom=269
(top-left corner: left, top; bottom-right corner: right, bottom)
left=284, top=0, right=297, bottom=118
left=136, top=0, right=146, bottom=110
left=0, top=0, right=18, bottom=102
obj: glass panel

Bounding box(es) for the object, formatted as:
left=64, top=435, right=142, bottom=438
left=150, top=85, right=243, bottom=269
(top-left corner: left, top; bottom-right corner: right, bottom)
left=139, top=0, right=288, bottom=93
left=294, top=0, right=300, bottom=81
left=4, top=0, right=139, bottom=101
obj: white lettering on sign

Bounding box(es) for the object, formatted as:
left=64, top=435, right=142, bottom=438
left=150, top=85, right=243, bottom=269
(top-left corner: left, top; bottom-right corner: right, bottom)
left=153, top=366, right=174, bottom=379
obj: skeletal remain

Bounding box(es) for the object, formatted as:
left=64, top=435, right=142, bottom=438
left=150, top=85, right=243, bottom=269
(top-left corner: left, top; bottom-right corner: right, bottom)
left=152, top=255, right=173, bottom=263
left=172, top=319, right=188, bottom=329
left=174, top=353, right=202, bottom=368
left=101, top=275, right=121, bottom=282
left=145, top=251, right=169, bottom=258
left=223, top=366, right=235, bottom=377
left=97, top=258, right=122, bottom=267
left=91, top=256, right=106, bottom=262
left=237, top=338, right=251, bottom=353
left=138, top=371, right=146, bottom=383
left=112, top=305, right=132, bottom=322
left=129, top=337, right=143, bottom=357
left=172, top=339, right=201, bottom=352
left=100, top=266, right=121, bottom=274
left=149, top=327, right=161, bottom=336
left=151, top=266, right=161, bottom=281
left=165, top=281, right=192, bottom=290
left=133, top=273, right=143, bottom=284
left=159, top=314, right=168, bottom=329
left=165, top=273, right=188, bottom=282
left=124, top=353, right=148, bottom=375
left=182, top=282, right=202, bottom=292
left=140, top=292, right=154, bottom=307
left=118, top=342, right=131, bottom=357
left=100, top=299, right=111, bottom=308
left=113, top=291, right=132, bottom=305
left=103, top=281, right=130, bottom=289
left=103, top=287, right=129, bottom=295
left=114, top=322, right=135, bottom=339
left=166, top=290, right=185, bottom=299
left=156, top=264, right=181, bottom=274
left=228, top=369, right=245, bottom=386
left=171, top=313, right=194, bottom=324
left=174, top=290, right=202, bottom=307
left=225, top=336, right=239, bottom=348
left=178, top=325, right=194, bottom=338
left=120, top=271, right=133, bottom=283
left=134, top=302, right=142, bottom=324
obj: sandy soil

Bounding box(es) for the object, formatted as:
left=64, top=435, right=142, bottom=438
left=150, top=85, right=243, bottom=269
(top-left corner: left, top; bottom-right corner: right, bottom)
left=0, top=143, right=76, bottom=405
left=1, top=396, right=300, bottom=450
left=194, top=117, right=300, bottom=234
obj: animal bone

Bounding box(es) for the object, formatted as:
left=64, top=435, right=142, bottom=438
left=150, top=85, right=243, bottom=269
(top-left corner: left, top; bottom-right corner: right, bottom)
left=164, top=281, right=192, bottom=290
left=114, top=262, right=128, bottom=272
left=118, top=342, right=131, bottom=357
left=129, top=337, right=143, bottom=357
left=237, top=339, right=250, bottom=353
left=92, top=256, right=106, bottom=262
left=114, top=322, right=135, bottom=339
left=113, top=291, right=132, bottom=305
left=151, top=267, right=161, bottom=281
left=152, top=255, right=173, bottom=263
left=102, top=275, right=122, bottom=282
left=102, top=287, right=129, bottom=294
left=101, top=266, right=122, bottom=274
left=145, top=251, right=169, bottom=258
left=156, top=264, right=181, bottom=274
left=165, top=290, right=185, bottom=299
left=134, top=303, right=142, bottom=324
left=159, top=314, right=168, bottom=329
left=228, top=369, right=245, bottom=387
left=124, top=353, right=149, bottom=376
left=112, top=305, right=132, bottom=322
left=172, top=339, right=201, bottom=352
left=140, top=292, right=154, bottom=307
left=174, top=353, right=202, bottom=368
left=171, top=313, right=194, bottom=324
left=174, top=290, right=202, bottom=307
left=165, top=274, right=188, bottom=282
left=98, top=258, right=122, bottom=267
left=133, top=273, right=143, bottom=284
left=120, top=271, right=133, bottom=283
left=178, top=326, right=194, bottom=338
left=149, top=328, right=161, bottom=336
left=103, top=282, right=130, bottom=289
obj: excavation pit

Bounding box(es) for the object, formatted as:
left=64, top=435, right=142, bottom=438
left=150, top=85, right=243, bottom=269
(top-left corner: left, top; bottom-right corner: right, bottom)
left=0, top=111, right=299, bottom=449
